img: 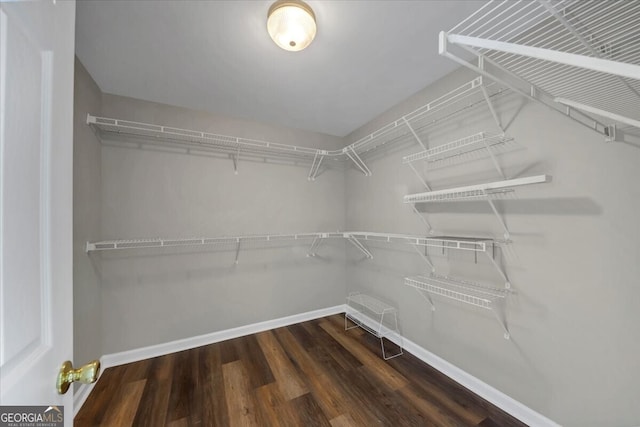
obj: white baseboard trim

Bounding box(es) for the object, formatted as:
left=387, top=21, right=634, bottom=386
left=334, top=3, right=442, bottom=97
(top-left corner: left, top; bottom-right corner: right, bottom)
left=100, top=304, right=344, bottom=369
left=81, top=303, right=558, bottom=426
left=400, top=337, right=559, bottom=426
left=351, top=311, right=560, bottom=427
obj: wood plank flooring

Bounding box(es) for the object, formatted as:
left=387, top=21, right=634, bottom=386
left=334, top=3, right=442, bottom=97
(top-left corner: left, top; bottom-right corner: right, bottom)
left=75, top=314, right=527, bottom=427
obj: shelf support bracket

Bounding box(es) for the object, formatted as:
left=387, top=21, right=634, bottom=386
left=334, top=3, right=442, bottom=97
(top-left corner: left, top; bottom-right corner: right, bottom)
left=485, top=193, right=510, bottom=240
left=484, top=247, right=510, bottom=289
left=234, top=239, right=241, bottom=264
left=346, top=235, right=373, bottom=259
left=307, top=235, right=323, bottom=257
left=415, top=289, right=436, bottom=311
left=231, top=144, right=241, bottom=175
left=345, top=147, right=372, bottom=176
left=402, top=118, right=427, bottom=150
left=411, top=244, right=435, bottom=273
left=411, top=204, right=434, bottom=234
left=482, top=138, right=506, bottom=180
left=408, top=162, right=431, bottom=191
left=308, top=151, right=326, bottom=181
left=479, top=81, right=504, bottom=134
left=491, top=300, right=510, bottom=340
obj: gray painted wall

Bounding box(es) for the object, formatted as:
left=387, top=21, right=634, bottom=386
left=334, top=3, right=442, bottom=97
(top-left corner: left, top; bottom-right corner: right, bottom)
left=73, top=58, right=640, bottom=425
left=96, top=95, right=347, bottom=354
left=344, top=67, right=640, bottom=426
left=73, top=58, right=103, bottom=368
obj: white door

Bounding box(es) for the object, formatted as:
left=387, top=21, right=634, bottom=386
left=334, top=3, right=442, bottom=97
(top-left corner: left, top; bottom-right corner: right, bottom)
left=0, top=0, right=76, bottom=424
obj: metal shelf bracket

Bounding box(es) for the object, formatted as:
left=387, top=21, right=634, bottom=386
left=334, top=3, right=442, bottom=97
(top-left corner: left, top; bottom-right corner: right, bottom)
left=345, top=234, right=374, bottom=259
left=307, top=234, right=326, bottom=257
left=344, top=146, right=372, bottom=176
left=308, top=150, right=327, bottom=181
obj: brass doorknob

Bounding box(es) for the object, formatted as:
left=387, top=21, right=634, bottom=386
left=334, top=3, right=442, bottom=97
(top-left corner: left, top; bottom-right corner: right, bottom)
left=56, top=360, right=100, bottom=394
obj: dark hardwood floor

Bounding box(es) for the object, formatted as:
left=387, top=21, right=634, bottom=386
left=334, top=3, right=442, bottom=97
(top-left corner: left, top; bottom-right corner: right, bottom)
left=75, top=314, right=527, bottom=427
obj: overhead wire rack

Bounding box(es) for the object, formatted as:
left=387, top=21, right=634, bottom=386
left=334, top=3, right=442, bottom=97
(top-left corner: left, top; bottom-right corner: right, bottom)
left=439, top=0, right=640, bottom=140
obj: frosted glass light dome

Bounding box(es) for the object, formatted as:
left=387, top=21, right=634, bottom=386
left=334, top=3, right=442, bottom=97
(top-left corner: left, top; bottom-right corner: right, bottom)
left=267, top=0, right=317, bottom=52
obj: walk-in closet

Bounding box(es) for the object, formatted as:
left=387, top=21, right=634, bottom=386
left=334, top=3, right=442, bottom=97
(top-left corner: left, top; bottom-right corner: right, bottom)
left=1, top=1, right=639, bottom=426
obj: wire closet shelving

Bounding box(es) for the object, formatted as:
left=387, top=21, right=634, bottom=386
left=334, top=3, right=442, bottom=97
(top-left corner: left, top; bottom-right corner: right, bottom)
left=87, top=76, right=507, bottom=180
left=439, top=0, right=640, bottom=140
left=404, top=275, right=511, bottom=339
left=85, top=231, right=509, bottom=283
left=404, top=174, right=550, bottom=240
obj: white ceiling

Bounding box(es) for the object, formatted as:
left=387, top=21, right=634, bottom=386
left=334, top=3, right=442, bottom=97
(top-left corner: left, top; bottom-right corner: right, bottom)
left=75, top=1, right=485, bottom=137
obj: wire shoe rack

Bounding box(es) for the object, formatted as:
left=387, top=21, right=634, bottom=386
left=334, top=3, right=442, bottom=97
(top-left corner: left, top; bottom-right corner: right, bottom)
left=345, top=293, right=403, bottom=360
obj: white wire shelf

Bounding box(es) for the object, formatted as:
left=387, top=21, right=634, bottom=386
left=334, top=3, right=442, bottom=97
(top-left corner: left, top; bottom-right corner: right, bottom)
left=405, top=274, right=511, bottom=339
left=87, top=115, right=324, bottom=158
left=440, top=0, right=640, bottom=138
left=405, top=275, right=509, bottom=310
left=85, top=232, right=344, bottom=252
left=403, top=174, right=550, bottom=204
left=345, top=231, right=493, bottom=253
left=347, top=77, right=505, bottom=157
left=402, top=132, right=513, bottom=164
left=86, top=231, right=493, bottom=254
left=88, top=76, right=507, bottom=179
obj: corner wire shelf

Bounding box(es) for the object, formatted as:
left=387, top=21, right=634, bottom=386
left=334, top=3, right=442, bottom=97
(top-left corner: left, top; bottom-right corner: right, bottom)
left=344, top=76, right=509, bottom=172
left=404, top=174, right=551, bottom=241
left=405, top=275, right=511, bottom=339
left=402, top=132, right=513, bottom=165
left=439, top=0, right=640, bottom=141
left=345, top=292, right=403, bottom=360
left=343, top=231, right=509, bottom=284
left=87, top=77, right=507, bottom=181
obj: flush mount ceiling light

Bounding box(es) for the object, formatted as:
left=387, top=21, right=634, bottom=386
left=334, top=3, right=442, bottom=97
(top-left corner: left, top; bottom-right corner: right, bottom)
left=267, top=0, right=317, bottom=52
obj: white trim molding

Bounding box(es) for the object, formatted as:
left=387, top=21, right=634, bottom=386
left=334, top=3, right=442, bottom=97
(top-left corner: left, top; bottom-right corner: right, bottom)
left=76, top=304, right=559, bottom=426
left=352, top=311, right=560, bottom=427
left=100, top=305, right=344, bottom=369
